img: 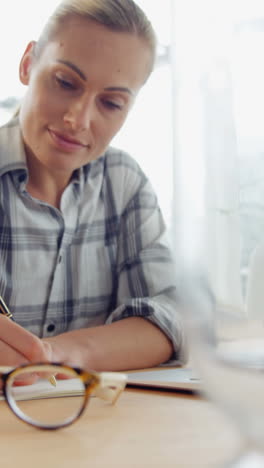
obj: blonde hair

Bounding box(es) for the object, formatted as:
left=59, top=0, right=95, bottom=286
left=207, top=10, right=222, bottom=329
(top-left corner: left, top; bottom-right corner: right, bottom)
left=35, top=0, right=157, bottom=70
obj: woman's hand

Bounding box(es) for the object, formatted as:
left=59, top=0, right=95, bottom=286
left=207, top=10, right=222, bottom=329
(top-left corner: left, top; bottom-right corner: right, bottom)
left=0, top=315, right=52, bottom=367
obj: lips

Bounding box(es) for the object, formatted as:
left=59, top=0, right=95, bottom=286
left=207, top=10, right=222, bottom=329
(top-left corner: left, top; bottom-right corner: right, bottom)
left=48, top=129, right=88, bottom=152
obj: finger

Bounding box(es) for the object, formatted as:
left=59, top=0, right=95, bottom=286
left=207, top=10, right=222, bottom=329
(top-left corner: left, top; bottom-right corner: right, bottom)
left=55, top=373, right=72, bottom=380
left=12, top=372, right=39, bottom=387
left=0, top=339, right=29, bottom=367
left=0, top=348, right=29, bottom=390
left=0, top=315, right=49, bottom=363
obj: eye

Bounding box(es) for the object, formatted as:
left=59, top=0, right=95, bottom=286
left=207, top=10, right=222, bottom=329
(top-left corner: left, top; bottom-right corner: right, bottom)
left=55, top=76, right=76, bottom=91
left=102, top=99, right=123, bottom=111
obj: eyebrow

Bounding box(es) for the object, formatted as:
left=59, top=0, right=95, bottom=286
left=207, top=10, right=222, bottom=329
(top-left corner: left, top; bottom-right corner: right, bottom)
left=57, top=60, right=87, bottom=80
left=56, top=59, right=134, bottom=96
left=105, top=86, right=134, bottom=96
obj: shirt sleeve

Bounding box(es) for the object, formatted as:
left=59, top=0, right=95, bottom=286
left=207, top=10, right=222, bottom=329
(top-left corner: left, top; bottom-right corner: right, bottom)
left=105, top=175, right=187, bottom=366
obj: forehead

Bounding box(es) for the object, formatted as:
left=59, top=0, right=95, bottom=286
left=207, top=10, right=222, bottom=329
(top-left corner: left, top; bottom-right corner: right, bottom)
left=39, top=17, right=152, bottom=90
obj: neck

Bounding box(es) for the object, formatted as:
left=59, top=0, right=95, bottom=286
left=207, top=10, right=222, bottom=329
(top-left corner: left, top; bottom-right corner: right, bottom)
left=25, top=151, right=72, bottom=209
left=26, top=178, right=66, bottom=209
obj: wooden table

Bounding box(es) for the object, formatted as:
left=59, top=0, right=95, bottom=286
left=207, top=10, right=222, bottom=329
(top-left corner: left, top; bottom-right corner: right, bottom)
left=0, top=386, right=242, bottom=468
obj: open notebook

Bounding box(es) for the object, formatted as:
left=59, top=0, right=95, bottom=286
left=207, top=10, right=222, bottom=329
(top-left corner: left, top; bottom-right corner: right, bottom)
left=0, top=367, right=201, bottom=401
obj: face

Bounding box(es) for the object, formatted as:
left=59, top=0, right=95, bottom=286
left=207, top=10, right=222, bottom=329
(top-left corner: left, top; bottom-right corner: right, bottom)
left=19, top=17, right=152, bottom=179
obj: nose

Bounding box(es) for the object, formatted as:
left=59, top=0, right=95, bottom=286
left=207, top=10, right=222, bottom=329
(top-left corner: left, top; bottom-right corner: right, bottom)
left=63, top=96, right=95, bottom=132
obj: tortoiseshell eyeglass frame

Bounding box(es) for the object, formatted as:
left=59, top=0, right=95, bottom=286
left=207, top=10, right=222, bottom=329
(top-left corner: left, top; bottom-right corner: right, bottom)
left=0, top=362, right=127, bottom=430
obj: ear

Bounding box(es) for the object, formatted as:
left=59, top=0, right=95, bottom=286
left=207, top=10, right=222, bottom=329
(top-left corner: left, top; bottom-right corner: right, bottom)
left=19, top=41, right=37, bottom=85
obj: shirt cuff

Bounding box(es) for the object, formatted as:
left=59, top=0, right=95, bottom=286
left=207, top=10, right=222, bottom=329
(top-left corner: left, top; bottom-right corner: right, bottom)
left=105, top=297, right=187, bottom=366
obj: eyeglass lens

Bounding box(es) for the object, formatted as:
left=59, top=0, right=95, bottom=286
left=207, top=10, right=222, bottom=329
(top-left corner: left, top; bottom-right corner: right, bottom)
left=6, top=365, right=87, bottom=428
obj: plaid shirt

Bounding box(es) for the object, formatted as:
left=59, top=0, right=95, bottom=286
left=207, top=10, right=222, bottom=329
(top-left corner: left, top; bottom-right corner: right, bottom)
left=0, top=118, right=184, bottom=364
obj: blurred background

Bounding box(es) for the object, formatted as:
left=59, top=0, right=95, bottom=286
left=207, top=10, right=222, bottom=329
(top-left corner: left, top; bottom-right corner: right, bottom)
left=1, top=0, right=264, bottom=309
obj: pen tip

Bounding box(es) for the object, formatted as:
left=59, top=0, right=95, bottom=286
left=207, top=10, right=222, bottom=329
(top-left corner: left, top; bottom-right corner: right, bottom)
left=49, top=376, right=57, bottom=387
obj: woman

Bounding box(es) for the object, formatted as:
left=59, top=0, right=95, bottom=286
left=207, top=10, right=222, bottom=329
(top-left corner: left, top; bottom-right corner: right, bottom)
left=0, top=0, right=184, bottom=371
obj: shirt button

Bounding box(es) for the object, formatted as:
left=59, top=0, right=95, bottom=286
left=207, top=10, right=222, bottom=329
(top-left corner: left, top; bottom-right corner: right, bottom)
left=47, top=324, right=56, bottom=333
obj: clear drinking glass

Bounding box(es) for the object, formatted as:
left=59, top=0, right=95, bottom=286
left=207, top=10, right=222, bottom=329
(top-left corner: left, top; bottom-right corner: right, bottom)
left=172, top=151, right=264, bottom=467
left=168, top=2, right=264, bottom=465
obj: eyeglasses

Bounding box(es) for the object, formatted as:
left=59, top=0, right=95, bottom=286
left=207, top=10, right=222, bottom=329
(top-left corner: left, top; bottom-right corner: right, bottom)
left=0, top=362, right=127, bottom=430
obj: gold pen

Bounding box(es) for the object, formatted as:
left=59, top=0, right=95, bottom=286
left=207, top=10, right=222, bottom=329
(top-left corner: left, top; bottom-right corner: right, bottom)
left=0, top=295, right=57, bottom=387
left=0, top=295, right=13, bottom=319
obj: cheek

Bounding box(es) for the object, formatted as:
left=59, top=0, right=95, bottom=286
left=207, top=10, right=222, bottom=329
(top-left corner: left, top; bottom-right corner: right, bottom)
left=38, top=91, right=64, bottom=116
left=27, top=80, right=64, bottom=118
left=105, top=112, right=128, bottom=137
left=97, top=119, right=124, bottom=146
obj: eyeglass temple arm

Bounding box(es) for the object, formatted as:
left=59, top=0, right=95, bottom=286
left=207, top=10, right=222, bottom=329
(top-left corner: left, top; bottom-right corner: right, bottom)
left=93, top=372, right=127, bottom=404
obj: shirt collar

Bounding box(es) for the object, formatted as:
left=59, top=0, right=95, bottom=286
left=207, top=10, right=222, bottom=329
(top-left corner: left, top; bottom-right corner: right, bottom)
left=0, top=116, right=28, bottom=177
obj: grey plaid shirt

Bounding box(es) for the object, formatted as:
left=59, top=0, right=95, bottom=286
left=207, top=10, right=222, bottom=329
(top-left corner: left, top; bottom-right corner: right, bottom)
left=0, top=118, right=184, bottom=364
